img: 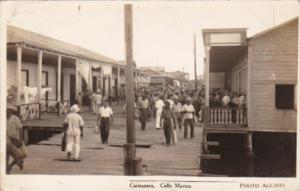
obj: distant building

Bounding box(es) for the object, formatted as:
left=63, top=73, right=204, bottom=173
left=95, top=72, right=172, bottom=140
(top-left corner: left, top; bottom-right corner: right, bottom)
left=137, top=67, right=188, bottom=87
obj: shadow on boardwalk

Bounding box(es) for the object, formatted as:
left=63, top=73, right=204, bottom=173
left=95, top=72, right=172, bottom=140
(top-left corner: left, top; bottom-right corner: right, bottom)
left=10, top=104, right=202, bottom=176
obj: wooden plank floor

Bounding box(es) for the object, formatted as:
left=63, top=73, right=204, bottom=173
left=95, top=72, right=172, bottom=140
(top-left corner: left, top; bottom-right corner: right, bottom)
left=10, top=104, right=203, bottom=176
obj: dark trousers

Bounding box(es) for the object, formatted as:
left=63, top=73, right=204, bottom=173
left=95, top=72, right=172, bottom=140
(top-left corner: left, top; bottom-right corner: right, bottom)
left=139, top=108, right=148, bottom=130
left=184, top=118, right=194, bottom=138
left=176, top=117, right=182, bottom=130
left=163, top=121, right=172, bottom=145
left=100, top=117, right=110, bottom=144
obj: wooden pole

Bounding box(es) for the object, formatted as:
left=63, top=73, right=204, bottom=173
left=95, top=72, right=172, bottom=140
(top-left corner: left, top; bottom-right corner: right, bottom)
left=57, top=55, right=62, bottom=102
left=124, top=4, right=137, bottom=175
left=37, top=51, right=43, bottom=103
left=75, top=59, right=79, bottom=103
left=117, top=67, right=120, bottom=103
left=16, top=46, right=22, bottom=105
left=194, top=33, right=198, bottom=91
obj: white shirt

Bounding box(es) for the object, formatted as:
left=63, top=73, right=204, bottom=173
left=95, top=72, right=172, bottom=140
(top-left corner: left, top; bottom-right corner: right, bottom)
left=155, top=99, right=165, bottom=111
left=222, top=95, right=230, bottom=106
left=94, top=94, right=102, bottom=104
left=182, top=104, right=195, bottom=119
left=64, top=112, right=84, bottom=136
left=167, top=99, right=174, bottom=109
left=99, top=106, right=113, bottom=117
left=239, top=95, right=246, bottom=105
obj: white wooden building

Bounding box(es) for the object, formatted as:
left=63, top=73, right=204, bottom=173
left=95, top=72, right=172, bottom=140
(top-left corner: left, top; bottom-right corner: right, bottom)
left=6, top=25, right=136, bottom=120
left=202, top=17, right=298, bottom=155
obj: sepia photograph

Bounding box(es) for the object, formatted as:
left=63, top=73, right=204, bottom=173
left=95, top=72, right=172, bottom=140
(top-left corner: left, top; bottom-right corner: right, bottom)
left=0, top=0, right=299, bottom=190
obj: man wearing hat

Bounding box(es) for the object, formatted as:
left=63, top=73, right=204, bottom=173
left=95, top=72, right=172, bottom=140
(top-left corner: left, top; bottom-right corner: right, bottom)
left=6, top=105, right=26, bottom=173
left=160, top=101, right=177, bottom=145
left=63, top=104, right=84, bottom=160
left=182, top=98, right=195, bottom=139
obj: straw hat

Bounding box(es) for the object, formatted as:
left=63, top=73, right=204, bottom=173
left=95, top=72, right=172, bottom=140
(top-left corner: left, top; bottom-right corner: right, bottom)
left=70, top=104, right=80, bottom=113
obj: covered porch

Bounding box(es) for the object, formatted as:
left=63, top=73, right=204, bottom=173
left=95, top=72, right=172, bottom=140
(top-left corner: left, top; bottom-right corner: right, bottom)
left=202, top=29, right=249, bottom=130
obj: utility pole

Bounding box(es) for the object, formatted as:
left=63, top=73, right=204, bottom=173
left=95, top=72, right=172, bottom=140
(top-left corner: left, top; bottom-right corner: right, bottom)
left=124, top=4, right=142, bottom=175
left=194, top=33, right=198, bottom=91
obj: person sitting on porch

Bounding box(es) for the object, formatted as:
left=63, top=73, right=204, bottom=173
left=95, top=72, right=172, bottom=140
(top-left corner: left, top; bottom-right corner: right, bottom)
left=63, top=104, right=84, bottom=160
left=6, top=106, right=27, bottom=173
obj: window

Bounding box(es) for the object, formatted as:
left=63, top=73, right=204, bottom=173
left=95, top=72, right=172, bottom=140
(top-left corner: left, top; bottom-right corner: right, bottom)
left=275, top=84, right=295, bottom=109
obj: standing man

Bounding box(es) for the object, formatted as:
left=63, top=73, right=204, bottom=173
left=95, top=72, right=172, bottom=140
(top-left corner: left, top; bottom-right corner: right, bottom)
left=160, top=101, right=177, bottom=145
left=154, top=95, right=165, bottom=129
left=93, top=91, right=102, bottom=114
left=97, top=100, right=113, bottom=144
left=138, top=94, right=150, bottom=130
left=63, top=104, right=84, bottom=160
left=172, top=98, right=183, bottom=130
left=6, top=106, right=27, bottom=173
left=182, top=98, right=195, bottom=139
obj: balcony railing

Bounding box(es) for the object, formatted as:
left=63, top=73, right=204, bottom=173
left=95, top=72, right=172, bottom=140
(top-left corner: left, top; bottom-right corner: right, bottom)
left=18, top=103, right=41, bottom=122
left=209, top=108, right=247, bottom=125
left=41, top=99, right=70, bottom=115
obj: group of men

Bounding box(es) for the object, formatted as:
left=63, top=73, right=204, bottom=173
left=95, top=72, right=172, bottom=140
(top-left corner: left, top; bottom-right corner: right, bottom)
left=136, top=87, right=199, bottom=145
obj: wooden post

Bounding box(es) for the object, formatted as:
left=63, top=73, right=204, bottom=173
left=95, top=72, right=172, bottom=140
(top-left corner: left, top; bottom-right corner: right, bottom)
left=75, top=59, right=79, bottom=102
left=124, top=4, right=137, bottom=175
left=16, top=45, right=22, bottom=105
left=37, top=51, right=43, bottom=103
left=247, top=43, right=252, bottom=127
left=117, top=67, right=120, bottom=103
left=194, top=33, right=198, bottom=91
left=57, top=55, right=62, bottom=115
left=57, top=55, right=62, bottom=102
left=204, top=46, right=210, bottom=126
left=203, top=46, right=210, bottom=154
left=246, top=132, right=254, bottom=158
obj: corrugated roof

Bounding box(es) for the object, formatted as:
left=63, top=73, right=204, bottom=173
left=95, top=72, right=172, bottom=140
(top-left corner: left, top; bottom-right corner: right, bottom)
left=7, top=25, right=125, bottom=66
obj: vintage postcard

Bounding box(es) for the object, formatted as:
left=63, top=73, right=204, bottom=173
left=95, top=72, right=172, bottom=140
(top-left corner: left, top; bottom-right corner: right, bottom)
left=0, top=1, right=299, bottom=191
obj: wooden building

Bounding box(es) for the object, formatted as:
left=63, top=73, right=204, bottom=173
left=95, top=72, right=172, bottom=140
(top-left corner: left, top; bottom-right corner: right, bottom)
left=6, top=25, right=138, bottom=121
left=202, top=18, right=298, bottom=155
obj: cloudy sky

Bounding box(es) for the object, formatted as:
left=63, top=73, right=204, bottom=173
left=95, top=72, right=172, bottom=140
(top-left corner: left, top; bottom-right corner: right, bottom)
left=3, top=1, right=299, bottom=79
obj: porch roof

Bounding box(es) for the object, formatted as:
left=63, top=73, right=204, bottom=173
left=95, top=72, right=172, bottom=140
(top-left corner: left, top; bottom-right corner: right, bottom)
left=7, top=25, right=125, bottom=67
left=209, top=45, right=247, bottom=73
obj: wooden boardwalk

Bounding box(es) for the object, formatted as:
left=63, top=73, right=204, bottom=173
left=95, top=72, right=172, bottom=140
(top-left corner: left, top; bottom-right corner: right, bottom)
left=10, top=104, right=203, bottom=176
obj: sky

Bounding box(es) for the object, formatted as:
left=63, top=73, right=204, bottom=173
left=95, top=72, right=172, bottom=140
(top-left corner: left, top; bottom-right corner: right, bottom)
left=3, top=1, right=299, bottom=79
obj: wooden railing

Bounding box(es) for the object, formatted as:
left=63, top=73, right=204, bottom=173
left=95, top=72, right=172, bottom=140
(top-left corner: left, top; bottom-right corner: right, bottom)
left=59, top=100, right=70, bottom=115
left=18, top=103, right=41, bottom=122
left=41, top=99, right=70, bottom=115
left=209, top=108, right=247, bottom=125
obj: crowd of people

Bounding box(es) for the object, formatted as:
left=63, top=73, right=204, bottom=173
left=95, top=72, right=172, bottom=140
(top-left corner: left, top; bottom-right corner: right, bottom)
left=7, top=85, right=247, bottom=169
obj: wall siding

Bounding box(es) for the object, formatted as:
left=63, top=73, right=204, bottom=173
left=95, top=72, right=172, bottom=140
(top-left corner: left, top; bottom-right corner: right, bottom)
left=249, top=20, right=298, bottom=132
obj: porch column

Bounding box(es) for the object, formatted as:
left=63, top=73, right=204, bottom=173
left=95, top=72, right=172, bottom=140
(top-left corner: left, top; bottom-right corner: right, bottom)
left=117, top=67, right=120, bottom=102
left=16, top=45, right=22, bottom=105
left=75, top=59, right=79, bottom=101
left=204, top=46, right=210, bottom=124
left=57, top=55, right=62, bottom=102
left=37, top=51, right=43, bottom=103
left=89, top=63, right=92, bottom=92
